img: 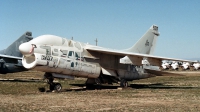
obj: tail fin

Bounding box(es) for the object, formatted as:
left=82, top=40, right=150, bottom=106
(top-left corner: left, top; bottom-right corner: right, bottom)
left=0, top=32, right=33, bottom=57
left=125, top=25, right=160, bottom=55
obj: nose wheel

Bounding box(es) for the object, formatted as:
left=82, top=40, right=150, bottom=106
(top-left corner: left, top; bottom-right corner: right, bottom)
left=44, top=73, right=62, bottom=92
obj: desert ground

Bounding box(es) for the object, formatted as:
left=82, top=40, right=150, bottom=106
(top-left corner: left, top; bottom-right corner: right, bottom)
left=0, top=71, right=200, bottom=112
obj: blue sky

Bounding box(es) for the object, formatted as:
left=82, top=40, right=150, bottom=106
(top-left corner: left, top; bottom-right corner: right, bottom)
left=0, top=0, right=200, bottom=59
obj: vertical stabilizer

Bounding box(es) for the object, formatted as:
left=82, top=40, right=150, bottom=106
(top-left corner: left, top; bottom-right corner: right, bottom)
left=125, top=25, right=160, bottom=55
left=0, top=32, right=33, bottom=57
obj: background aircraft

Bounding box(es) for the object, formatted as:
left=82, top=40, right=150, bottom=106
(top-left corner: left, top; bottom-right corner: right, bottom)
left=0, top=32, right=33, bottom=74
left=193, top=63, right=200, bottom=70
left=180, top=62, right=190, bottom=70
left=161, top=61, right=194, bottom=71
left=19, top=25, right=196, bottom=91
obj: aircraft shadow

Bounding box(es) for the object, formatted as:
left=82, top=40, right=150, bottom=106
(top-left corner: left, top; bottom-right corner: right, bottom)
left=45, top=82, right=198, bottom=93
left=66, top=83, right=200, bottom=91
left=63, top=84, right=119, bottom=92
left=129, top=83, right=199, bottom=89
left=39, top=84, right=120, bottom=92
left=1, top=79, right=198, bottom=92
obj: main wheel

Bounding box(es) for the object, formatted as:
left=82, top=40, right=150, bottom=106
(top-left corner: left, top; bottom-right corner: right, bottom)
left=54, top=83, right=62, bottom=92
left=95, top=78, right=101, bottom=85
left=120, top=79, right=128, bottom=88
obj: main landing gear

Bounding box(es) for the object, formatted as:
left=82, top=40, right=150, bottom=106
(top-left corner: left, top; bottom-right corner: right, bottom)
left=120, top=79, right=128, bottom=88
left=44, top=73, right=62, bottom=92
left=86, top=77, right=129, bottom=89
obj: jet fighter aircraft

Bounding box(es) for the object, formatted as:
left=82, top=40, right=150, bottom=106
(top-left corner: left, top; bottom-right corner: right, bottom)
left=192, top=63, right=200, bottom=70
left=160, top=61, right=171, bottom=70
left=19, top=25, right=195, bottom=91
left=0, top=32, right=33, bottom=74
left=181, top=62, right=191, bottom=70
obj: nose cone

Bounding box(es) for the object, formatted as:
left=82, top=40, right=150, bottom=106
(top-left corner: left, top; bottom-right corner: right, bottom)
left=19, top=42, right=32, bottom=56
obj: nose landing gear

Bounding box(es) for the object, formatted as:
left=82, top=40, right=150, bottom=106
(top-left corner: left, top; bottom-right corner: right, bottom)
left=44, top=73, right=62, bottom=92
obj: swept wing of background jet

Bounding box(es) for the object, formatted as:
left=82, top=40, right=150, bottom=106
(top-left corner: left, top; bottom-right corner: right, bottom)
left=0, top=32, right=33, bottom=74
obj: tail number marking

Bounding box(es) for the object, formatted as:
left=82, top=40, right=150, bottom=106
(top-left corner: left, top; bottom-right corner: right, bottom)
left=41, top=55, right=53, bottom=61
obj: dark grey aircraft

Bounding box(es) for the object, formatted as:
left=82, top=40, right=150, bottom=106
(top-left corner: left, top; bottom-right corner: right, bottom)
left=0, top=32, right=33, bottom=74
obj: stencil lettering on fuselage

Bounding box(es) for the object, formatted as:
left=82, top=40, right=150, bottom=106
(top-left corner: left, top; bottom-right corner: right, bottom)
left=38, top=44, right=94, bottom=75
left=41, top=55, right=53, bottom=61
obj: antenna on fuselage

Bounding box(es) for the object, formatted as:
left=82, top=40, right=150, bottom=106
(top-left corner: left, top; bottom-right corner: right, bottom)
left=95, top=38, right=98, bottom=46
left=71, top=37, right=73, bottom=40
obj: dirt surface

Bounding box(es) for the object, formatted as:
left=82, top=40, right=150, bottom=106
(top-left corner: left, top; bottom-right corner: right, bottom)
left=0, top=71, right=200, bottom=111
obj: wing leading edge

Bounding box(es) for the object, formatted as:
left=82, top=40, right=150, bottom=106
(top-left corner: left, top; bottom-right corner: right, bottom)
left=0, top=54, right=22, bottom=60
left=85, top=46, right=196, bottom=66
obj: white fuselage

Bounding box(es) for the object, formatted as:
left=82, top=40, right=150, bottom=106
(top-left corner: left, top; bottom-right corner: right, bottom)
left=19, top=35, right=152, bottom=80
left=19, top=35, right=101, bottom=78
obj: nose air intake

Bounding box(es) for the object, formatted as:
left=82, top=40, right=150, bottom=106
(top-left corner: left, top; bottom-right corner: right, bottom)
left=19, top=42, right=37, bottom=69
left=22, top=54, right=37, bottom=69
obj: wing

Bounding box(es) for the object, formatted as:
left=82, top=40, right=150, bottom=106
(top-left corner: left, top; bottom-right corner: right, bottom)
left=0, top=54, right=22, bottom=60
left=85, top=46, right=196, bottom=66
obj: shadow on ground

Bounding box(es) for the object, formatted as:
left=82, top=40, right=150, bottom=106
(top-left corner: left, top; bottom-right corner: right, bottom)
left=129, top=83, right=198, bottom=89
left=1, top=79, right=197, bottom=92
left=43, top=83, right=200, bottom=93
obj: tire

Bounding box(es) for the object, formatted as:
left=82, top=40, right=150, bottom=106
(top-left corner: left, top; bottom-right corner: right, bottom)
left=95, top=78, right=101, bottom=85
left=54, top=83, right=62, bottom=92
left=120, top=79, right=128, bottom=88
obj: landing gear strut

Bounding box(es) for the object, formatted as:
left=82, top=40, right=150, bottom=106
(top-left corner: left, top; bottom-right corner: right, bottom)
left=120, top=79, right=128, bottom=88
left=44, top=73, right=62, bottom=92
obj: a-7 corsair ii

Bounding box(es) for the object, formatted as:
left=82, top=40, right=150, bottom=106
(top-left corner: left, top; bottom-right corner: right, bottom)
left=19, top=25, right=194, bottom=91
